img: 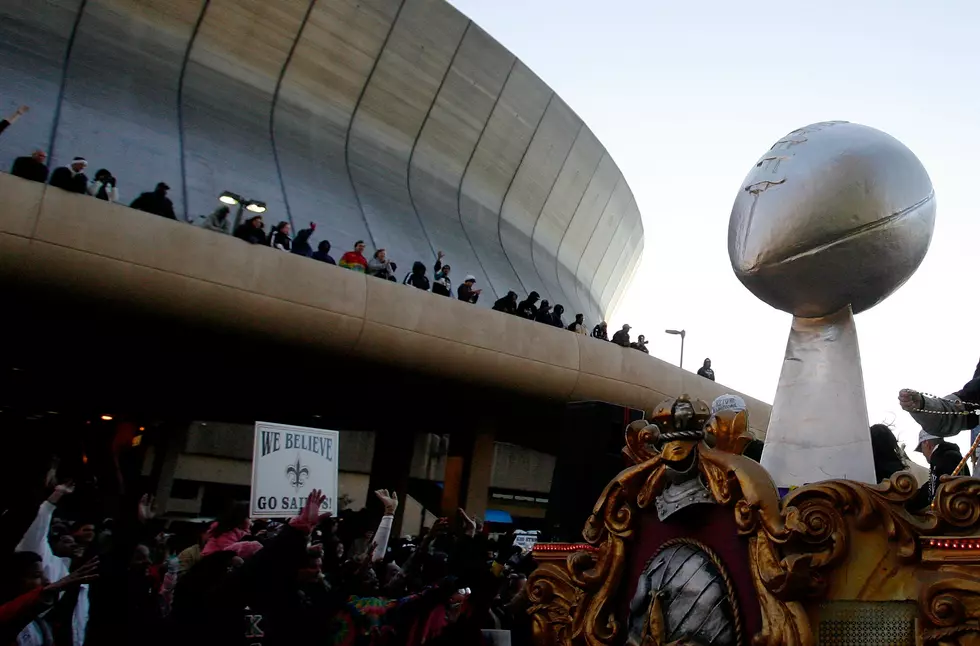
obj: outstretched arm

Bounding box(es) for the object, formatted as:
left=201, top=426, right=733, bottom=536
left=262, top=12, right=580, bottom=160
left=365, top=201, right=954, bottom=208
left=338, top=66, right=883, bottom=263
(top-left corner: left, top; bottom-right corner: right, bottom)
left=371, top=489, right=399, bottom=561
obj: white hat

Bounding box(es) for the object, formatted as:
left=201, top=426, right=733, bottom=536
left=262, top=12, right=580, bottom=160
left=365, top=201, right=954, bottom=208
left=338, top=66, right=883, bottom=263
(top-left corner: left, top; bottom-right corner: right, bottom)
left=915, top=429, right=941, bottom=452
left=711, top=394, right=747, bottom=416
left=464, top=275, right=476, bottom=282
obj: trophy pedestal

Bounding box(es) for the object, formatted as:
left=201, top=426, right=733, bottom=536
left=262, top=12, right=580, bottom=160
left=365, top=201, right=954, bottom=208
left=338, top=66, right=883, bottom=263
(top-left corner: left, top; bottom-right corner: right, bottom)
left=761, top=305, right=876, bottom=488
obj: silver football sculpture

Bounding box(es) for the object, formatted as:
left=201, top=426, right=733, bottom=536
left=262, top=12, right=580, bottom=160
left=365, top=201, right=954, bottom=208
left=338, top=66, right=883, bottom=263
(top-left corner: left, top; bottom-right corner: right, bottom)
left=728, top=121, right=935, bottom=318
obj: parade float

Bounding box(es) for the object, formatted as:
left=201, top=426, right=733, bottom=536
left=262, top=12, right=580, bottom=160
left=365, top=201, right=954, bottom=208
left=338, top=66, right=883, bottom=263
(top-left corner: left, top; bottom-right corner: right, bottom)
left=527, top=122, right=980, bottom=645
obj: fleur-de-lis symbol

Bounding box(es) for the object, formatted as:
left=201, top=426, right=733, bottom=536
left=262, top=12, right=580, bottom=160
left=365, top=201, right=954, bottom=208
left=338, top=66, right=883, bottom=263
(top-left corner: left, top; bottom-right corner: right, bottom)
left=285, top=456, right=309, bottom=490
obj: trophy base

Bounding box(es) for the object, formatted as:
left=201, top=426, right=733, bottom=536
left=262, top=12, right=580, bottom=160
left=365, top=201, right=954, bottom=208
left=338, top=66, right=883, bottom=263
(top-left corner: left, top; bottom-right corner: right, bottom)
left=760, top=305, right=876, bottom=488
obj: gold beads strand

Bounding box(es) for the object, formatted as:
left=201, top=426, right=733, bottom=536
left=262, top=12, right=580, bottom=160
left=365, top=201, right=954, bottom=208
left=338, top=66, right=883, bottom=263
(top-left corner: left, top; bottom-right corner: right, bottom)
left=908, top=392, right=980, bottom=416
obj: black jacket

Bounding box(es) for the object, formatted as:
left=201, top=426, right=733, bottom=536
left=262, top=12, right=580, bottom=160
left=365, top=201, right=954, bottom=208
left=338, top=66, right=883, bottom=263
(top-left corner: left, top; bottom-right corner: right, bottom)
left=269, top=229, right=292, bottom=251
left=130, top=190, right=177, bottom=219
left=404, top=262, right=430, bottom=290
left=611, top=330, right=630, bottom=347
left=591, top=325, right=608, bottom=341
left=493, top=293, right=517, bottom=314
left=11, top=156, right=49, bottom=183
left=291, top=228, right=313, bottom=256
left=908, top=441, right=968, bottom=511
left=457, top=282, right=479, bottom=304
left=234, top=223, right=267, bottom=245
left=312, top=250, right=335, bottom=265
left=550, top=306, right=565, bottom=328
left=698, top=366, right=716, bottom=381
left=516, top=293, right=539, bottom=319
left=49, top=167, right=88, bottom=194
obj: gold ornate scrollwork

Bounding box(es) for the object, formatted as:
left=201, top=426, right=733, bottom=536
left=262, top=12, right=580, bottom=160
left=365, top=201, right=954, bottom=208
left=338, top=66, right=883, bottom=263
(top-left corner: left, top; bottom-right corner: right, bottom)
left=528, top=395, right=980, bottom=646
left=933, top=477, right=980, bottom=530
left=920, top=575, right=980, bottom=645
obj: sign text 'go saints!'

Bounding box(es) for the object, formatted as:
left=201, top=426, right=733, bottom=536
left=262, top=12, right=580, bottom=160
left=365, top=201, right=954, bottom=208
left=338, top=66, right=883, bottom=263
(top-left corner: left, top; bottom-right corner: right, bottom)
left=250, top=421, right=339, bottom=518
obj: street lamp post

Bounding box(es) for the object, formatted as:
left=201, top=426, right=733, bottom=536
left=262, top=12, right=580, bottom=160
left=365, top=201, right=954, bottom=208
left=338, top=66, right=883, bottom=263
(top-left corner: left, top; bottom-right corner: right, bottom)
left=220, top=191, right=267, bottom=231
left=665, top=329, right=685, bottom=370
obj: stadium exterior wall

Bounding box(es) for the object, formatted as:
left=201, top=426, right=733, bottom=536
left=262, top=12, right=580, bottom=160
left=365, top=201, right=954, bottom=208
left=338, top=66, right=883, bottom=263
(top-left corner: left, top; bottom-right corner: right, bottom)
left=0, top=0, right=643, bottom=323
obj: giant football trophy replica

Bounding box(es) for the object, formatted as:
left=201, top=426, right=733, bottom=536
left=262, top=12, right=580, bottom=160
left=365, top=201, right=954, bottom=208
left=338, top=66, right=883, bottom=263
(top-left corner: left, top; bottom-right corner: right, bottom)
left=527, top=121, right=980, bottom=646
left=728, top=121, right=935, bottom=489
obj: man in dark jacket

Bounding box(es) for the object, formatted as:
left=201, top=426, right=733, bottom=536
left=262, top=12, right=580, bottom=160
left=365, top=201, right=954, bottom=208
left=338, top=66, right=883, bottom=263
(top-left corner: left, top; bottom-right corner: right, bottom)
left=10, top=149, right=49, bottom=184
left=130, top=182, right=177, bottom=219
left=457, top=275, right=481, bottom=304
left=234, top=215, right=267, bottom=245
left=516, top=292, right=540, bottom=319
left=631, top=335, right=649, bottom=353
left=611, top=324, right=631, bottom=347
left=550, top=304, right=565, bottom=328
left=492, top=291, right=518, bottom=314
left=312, top=240, right=335, bottom=264
left=534, top=300, right=552, bottom=323
left=49, top=156, right=88, bottom=194
left=291, top=223, right=315, bottom=256
left=697, top=358, right=715, bottom=381
left=403, top=261, right=430, bottom=290
left=908, top=430, right=967, bottom=510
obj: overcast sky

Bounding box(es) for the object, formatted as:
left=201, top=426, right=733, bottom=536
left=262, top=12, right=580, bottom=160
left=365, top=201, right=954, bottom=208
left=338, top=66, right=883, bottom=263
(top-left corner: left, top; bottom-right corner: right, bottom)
left=448, top=0, right=979, bottom=466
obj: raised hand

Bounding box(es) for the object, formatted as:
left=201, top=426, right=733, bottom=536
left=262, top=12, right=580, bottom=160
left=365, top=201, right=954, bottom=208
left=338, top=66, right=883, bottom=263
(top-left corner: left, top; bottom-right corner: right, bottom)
left=291, top=489, right=329, bottom=533
left=899, top=389, right=923, bottom=412
left=137, top=494, right=157, bottom=523
left=374, top=489, right=398, bottom=515
left=46, top=558, right=99, bottom=594
left=457, top=508, right=476, bottom=537
left=48, top=480, right=75, bottom=505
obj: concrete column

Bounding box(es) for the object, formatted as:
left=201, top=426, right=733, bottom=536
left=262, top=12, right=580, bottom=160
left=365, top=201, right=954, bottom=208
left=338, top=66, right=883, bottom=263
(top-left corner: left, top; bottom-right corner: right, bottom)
left=441, top=432, right=473, bottom=517
left=441, top=426, right=495, bottom=519
left=464, top=428, right=495, bottom=519
left=368, top=430, right=414, bottom=536
left=151, top=423, right=188, bottom=515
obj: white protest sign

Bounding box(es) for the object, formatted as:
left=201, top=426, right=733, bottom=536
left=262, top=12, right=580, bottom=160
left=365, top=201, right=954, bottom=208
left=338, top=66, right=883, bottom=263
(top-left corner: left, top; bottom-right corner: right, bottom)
left=513, top=530, right=539, bottom=552
left=250, top=421, right=339, bottom=518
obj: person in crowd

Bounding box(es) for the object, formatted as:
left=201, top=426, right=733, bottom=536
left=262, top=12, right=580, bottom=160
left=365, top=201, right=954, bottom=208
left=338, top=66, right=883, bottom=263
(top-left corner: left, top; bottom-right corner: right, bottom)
left=492, top=291, right=518, bottom=314
left=14, top=480, right=93, bottom=646
left=592, top=321, right=608, bottom=340
left=612, top=324, right=631, bottom=347
left=268, top=221, right=293, bottom=252
left=368, top=248, right=397, bottom=281
left=49, top=156, right=89, bottom=194
left=0, top=553, right=98, bottom=646
left=908, top=430, right=968, bottom=511
left=870, top=424, right=907, bottom=484
left=517, top=292, right=540, bottom=319
left=433, top=251, right=452, bottom=296
left=10, top=149, right=49, bottom=184
left=130, top=182, right=177, bottom=220
left=201, top=502, right=257, bottom=557
left=549, top=304, right=565, bottom=328
left=201, top=205, right=231, bottom=234
left=568, top=313, right=588, bottom=334
left=313, top=240, right=336, bottom=265
left=457, top=276, right=481, bottom=304
left=899, top=360, right=980, bottom=439
left=339, top=240, right=369, bottom=273
left=403, top=261, right=430, bottom=290
left=534, top=300, right=552, bottom=324
left=87, top=168, right=118, bottom=203
left=697, top=358, right=716, bottom=381
left=0, top=104, right=28, bottom=136
left=234, top=214, right=267, bottom=245
left=631, top=334, right=649, bottom=354
left=292, top=222, right=316, bottom=257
